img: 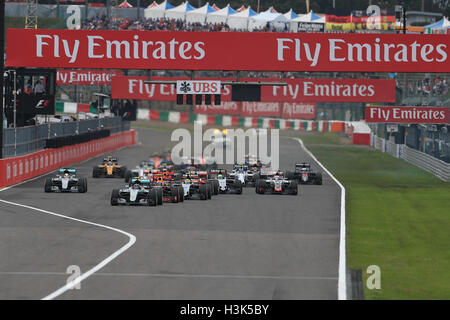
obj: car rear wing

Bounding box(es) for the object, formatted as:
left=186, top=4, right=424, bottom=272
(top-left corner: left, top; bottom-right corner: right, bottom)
left=131, top=178, right=151, bottom=184
left=59, top=168, right=76, bottom=173
left=103, top=157, right=118, bottom=163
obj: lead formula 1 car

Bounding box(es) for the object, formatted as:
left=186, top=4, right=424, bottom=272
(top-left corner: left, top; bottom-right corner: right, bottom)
left=44, top=168, right=87, bottom=193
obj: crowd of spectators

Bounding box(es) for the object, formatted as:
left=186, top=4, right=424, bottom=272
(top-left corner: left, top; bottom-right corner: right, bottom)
left=82, top=16, right=236, bottom=32
left=407, top=77, right=448, bottom=97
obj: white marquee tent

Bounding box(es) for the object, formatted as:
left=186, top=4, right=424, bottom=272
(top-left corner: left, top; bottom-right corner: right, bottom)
left=227, top=6, right=257, bottom=30
left=186, top=3, right=217, bottom=24
left=144, top=0, right=174, bottom=20
left=292, top=11, right=322, bottom=22
left=165, top=1, right=195, bottom=20
left=205, top=4, right=236, bottom=24
left=284, top=9, right=299, bottom=20
left=290, top=11, right=324, bottom=32
left=248, top=11, right=289, bottom=31
left=424, top=17, right=450, bottom=33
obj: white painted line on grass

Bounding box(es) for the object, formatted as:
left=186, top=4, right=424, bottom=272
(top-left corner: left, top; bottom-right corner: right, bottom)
left=0, top=198, right=136, bottom=300
left=293, top=138, right=347, bottom=300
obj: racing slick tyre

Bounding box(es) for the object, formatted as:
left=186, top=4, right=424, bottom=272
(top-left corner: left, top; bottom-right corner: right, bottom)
left=156, top=187, right=163, bottom=205
left=110, top=189, right=119, bottom=206
left=234, top=180, right=243, bottom=194
left=206, top=183, right=212, bottom=199
left=212, top=180, right=219, bottom=195
left=177, top=186, right=184, bottom=202
left=315, top=173, right=323, bottom=185
left=288, top=181, right=298, bottom=195
left=199, top=185, right=208, bottom=200
left=119, top=166, right=128, bottom=178
left=124, top=170, right=133, bottom=183
left=44, top=178, right=52, bottom=193
left=77, top=178, right=87, bottom=193
left=92, top=167, right=101, bottom=178
left=148, top=189, right=157, bottom=206
left=286, top=171, right=295, bottom=181
left=255, top=179, right=265, bottom=194
left=170, top=186, right=179, bottom=203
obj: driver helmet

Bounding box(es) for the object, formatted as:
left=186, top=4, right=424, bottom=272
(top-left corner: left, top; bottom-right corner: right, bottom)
left=63, top=170, right=70, bottom=178
left=217, top=174, right=223, bottom=179
left=132, top=180, right=141, bottom=189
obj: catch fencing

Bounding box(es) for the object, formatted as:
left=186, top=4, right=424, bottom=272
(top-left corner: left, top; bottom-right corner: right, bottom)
left=371, top=133, right=450, bottom=181
left=2, top=117, right=130, bottom=158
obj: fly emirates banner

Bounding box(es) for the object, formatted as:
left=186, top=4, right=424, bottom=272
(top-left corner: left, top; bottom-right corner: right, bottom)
left=6, top=29, right=449, bottom=73
left=112, top=76, right=396, bottom=103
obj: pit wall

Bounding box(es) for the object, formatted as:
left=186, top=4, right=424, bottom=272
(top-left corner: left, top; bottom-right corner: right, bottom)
left=138, top=109, right=346, bottom=133
left=0, top=130, right=137, bottom=188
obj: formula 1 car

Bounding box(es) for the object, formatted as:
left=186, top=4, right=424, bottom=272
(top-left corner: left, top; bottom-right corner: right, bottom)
left=110, top=180, right=159, bottom=206
left=229, top=164, right=259, bottom=187
left=93, top=156, right=127, bottom=178
left=151, top=177, right=184, bottom=203
left=287, top=163, right=322, bottom=185
left=44, top=168, right=87, bottom=193
left=124, top=161, right=155, bottom=182
left=197, top=171, right=219, bottom=195
left=255, top=175, right=298, bottom=195
left=215, top=171, right=243, bottom=194
left=180, top=176, right=211, bottom=200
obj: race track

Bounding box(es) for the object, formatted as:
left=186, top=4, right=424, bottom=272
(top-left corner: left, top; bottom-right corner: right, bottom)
left=0, top=128, right=341, bottom=299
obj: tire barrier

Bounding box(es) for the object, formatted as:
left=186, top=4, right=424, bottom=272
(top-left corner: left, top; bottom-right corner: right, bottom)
left=44, top=129, right=110, bottom=149
left=0, top=130, right=137, bottom=188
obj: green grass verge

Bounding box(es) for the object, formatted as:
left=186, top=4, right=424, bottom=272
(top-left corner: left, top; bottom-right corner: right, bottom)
left=304, top=135, right=450, bottom=299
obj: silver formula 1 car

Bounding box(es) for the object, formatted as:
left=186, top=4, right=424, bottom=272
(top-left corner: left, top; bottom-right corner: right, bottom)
left=110, top=180, right=159, bottom=206
left=44, top=168, right=87, bottom=193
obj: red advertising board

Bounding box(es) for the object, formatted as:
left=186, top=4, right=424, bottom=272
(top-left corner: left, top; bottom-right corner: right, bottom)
left=263, top=78, right=396, bottom=103
left=365, top=105, right=450, bottom=123
left=57, top=69, right=122, bottom=85
left=113, top=76, right=396, bottom=103
left=6, top=29, right=449, bottom=73
left=241, top=102, right=281, bottom=117
left=281, top=103, right=316, bottom=119
left=111, top=76, right=233, bottom=101
left=194, top=102, right=241, bottom=115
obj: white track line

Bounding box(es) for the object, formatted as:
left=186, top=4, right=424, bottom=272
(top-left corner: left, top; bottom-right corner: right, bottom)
left=0, top=199, right=136, bottom=300
left=292, top=138, right=347, bottom=300
left=0, top=144, right=138, bottom=300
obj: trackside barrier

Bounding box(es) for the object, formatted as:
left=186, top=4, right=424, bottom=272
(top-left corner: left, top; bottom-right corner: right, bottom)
left=0, top=130, right=137, bottom=188
left=370, top=134, right=450, bottom=182
left=137, top=109, right=346, bottom=133
left=400, top=145, right=450, bottom=181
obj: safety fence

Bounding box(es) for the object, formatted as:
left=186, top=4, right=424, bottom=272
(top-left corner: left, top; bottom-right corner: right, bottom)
left=138, top=109, right=346, bottom=133
left=2, top=117, right=130, bottom=158
left=0, top=129, right=137, bottom=188
left=371, top=134, right=450, bottom=181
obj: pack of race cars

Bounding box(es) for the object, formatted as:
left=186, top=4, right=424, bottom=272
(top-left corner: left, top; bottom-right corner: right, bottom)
left=44, top=153, right=324, bottom=205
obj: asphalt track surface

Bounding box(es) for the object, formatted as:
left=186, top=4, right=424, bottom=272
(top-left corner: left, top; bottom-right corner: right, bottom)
left=0, top=128, right=341, bottom=299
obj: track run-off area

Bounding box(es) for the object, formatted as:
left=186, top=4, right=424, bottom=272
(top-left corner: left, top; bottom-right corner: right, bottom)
left=0, top=127, right=343, bottom=300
